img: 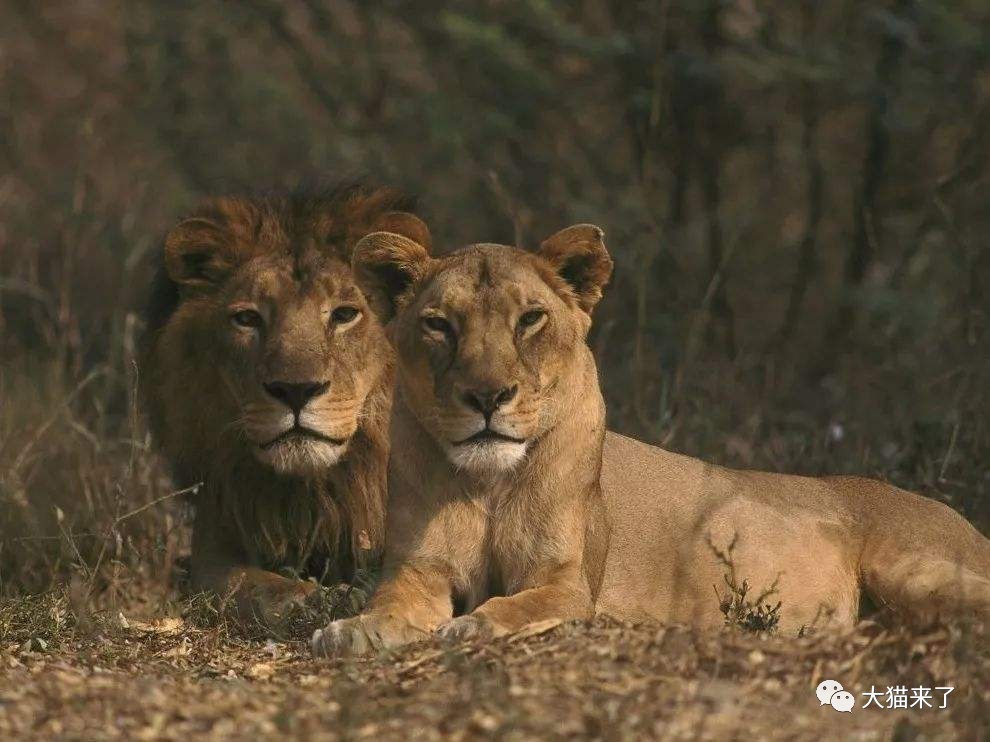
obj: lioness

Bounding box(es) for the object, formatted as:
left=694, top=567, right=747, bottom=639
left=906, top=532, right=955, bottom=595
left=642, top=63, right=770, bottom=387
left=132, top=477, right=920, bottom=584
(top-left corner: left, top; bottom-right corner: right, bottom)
left=141, top=184, right=430, bottom=619
left=312, top=224, right=990, bottom=655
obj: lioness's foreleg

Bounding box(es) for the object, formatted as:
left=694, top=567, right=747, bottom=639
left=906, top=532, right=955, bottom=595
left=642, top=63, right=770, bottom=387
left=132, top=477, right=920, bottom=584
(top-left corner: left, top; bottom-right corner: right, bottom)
left=312, top=563, right=452, bottom=657
left=438, top=564, right=592, bottom=641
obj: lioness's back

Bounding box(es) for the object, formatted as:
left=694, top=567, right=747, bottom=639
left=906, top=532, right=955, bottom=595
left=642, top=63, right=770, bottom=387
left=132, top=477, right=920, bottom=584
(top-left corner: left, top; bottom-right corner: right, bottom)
left=598, top=432, right=865, bottom=628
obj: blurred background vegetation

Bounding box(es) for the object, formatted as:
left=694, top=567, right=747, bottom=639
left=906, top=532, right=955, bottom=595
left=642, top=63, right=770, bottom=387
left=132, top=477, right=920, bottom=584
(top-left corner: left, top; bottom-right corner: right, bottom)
left=1, top=0, right=987, bottom=601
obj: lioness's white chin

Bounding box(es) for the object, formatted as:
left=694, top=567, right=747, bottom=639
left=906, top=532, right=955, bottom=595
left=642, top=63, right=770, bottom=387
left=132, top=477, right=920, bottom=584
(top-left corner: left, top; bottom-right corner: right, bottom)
left=255, top=437, right=349, bottom=476
left=446, top=440, right=529, bottom=475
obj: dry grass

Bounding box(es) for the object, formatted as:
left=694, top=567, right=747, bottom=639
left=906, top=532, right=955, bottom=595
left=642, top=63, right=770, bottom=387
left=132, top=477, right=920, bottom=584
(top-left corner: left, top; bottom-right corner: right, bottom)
left=1, top=596, right=986, bottom=740
left=0, top=358, right=184, bottom=601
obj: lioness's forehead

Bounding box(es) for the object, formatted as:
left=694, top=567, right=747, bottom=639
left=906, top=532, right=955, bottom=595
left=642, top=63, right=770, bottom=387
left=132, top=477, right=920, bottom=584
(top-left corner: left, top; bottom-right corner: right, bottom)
left=426, top=245, right=551, bottom=310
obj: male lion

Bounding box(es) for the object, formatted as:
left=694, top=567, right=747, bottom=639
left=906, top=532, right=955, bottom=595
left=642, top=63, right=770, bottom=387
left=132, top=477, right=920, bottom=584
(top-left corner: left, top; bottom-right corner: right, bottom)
left=312, top=224, right=990, bottom=655
left=141, top=184, right=430, bottom=620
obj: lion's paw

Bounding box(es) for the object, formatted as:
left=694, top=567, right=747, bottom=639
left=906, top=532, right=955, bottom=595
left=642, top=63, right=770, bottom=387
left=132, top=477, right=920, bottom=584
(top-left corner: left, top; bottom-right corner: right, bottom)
left=436, top=614, right=507, bottom=643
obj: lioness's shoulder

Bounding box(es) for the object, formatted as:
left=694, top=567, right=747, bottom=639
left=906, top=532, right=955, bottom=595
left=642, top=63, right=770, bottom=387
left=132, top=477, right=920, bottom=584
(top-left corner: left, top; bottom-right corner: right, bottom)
left=603, top=431, right=706, bottom=479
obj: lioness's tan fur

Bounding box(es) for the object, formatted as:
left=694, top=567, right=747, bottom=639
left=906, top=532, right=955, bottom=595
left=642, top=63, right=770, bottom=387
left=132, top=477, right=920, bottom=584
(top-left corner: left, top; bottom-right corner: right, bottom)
left=598, top=434, right=990, bottom=628
left=312, top=225, right=990, bottom=655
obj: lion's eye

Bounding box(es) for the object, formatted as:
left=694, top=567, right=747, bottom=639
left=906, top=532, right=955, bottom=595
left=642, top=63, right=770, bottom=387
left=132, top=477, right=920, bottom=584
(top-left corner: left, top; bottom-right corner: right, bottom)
left=331, top=306, right=361, bottom=325
left=518, top=309, right=546, bottom=329
left=231, top=309, right=263, bottom=328
left=422, top=315, right=453, bottom=336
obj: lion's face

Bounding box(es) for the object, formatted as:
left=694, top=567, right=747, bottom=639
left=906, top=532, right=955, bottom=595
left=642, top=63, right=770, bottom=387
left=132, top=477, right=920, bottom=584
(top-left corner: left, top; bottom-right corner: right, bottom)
left=353, top=225, right=612, bottom=476
left=154, top=192, right=429, bottom=478
left=208, top=254, right=382, bottom=475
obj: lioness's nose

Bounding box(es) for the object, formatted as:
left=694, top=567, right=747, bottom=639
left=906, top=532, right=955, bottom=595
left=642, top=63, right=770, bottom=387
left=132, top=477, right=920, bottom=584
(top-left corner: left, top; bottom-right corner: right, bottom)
left=462, top=385, right=518, bottom=418
left=264, top=380, right=329, bottom=413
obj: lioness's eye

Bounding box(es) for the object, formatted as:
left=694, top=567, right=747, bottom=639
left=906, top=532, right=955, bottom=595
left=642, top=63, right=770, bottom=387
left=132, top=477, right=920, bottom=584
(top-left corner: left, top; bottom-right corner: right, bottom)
left=331, top=306, right=361, bottom=325
left=231, top=309, right=263, bottom=328
left=422, top=315, right=453, bottom=336
left=518, top=309, right=546, bottom=329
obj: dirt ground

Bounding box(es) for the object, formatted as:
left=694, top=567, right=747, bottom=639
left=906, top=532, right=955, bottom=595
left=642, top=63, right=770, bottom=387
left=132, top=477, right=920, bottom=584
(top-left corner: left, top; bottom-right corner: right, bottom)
left=1, top=597, right=986, bottom=741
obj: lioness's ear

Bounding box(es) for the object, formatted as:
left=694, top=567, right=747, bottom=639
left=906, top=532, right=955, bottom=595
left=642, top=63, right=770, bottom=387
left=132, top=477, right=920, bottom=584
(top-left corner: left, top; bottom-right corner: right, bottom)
left=369, top=211, right=432, bottom=253
left=164, top=217, right=235, bottom=288
left=352, top=231, right=432, bottom=321
left=539, top=224, right=613, bottom=314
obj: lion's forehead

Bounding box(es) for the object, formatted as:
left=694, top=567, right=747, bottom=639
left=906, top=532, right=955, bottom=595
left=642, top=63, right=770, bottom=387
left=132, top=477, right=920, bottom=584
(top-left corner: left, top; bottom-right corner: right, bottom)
left=225, top=254, right=358, bottom=306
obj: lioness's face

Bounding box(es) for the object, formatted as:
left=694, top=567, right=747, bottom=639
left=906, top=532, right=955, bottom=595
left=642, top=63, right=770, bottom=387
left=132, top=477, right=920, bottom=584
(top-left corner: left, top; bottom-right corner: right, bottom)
left=401, top=247, right=589, bottom=473
left=212, top=254, right=383, bottom=475
left=162, top=195, right=428, bottom=477
left=353, top=225, right=612, bottom=476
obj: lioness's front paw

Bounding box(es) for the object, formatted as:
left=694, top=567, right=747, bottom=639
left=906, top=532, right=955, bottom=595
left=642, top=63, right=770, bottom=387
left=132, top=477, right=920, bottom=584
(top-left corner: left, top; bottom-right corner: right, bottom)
left=311, top=614, right=428, bottom=658
left=311, top=616, right=375, bottom=658
left=436, top=614, right=508, bottom=643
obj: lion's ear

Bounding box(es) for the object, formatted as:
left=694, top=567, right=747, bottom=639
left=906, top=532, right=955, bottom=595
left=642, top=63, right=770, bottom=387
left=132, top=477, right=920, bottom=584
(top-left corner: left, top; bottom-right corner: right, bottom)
left=164, top=217, right=235, bottom=288
left=538, top=224, right=613, bottom=314
left=369, top=211, right=432, bottom=253
left=352, top=231, right=432, bottom=322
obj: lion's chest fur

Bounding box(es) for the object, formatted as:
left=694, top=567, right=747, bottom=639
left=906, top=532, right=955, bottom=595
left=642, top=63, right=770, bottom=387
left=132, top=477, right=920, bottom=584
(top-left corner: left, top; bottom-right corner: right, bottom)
left=211, top=469, right=358, bottom=583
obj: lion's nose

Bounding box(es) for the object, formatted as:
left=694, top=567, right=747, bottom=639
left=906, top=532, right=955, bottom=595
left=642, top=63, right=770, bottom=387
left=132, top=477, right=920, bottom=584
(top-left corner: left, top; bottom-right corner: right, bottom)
left=264, top=380, right=329, bottom=413
left=462, top=385, right=518, bottom=418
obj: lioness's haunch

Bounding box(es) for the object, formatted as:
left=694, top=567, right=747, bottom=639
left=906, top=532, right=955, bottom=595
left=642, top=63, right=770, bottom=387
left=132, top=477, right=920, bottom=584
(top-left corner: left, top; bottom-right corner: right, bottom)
left=312, top=225, right=990, bottom=655
left=141, top=184, right=431, bottom=621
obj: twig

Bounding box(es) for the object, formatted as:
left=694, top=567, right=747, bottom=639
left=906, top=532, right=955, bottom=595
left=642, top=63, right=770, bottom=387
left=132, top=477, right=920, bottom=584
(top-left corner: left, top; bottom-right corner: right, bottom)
left=938, top=419, right=960, bottom=483
left=87, top=482, right=202, bottom=594
left=9, top=367, right=107, bottom=474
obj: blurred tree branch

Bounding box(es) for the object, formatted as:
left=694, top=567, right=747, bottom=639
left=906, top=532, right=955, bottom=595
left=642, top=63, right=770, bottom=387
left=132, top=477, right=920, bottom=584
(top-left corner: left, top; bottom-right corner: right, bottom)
left=821, top=0, right=915, bottom=368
